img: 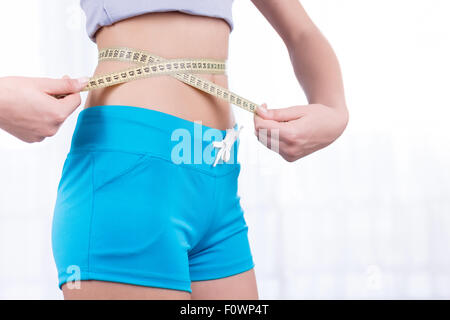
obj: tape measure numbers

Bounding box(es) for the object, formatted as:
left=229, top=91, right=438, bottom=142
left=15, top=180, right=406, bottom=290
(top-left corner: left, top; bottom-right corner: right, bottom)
left=73, top=47, right=260, bottom=113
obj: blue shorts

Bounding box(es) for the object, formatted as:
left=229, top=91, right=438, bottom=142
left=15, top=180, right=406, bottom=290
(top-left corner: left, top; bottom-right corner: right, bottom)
left=51, top=105, right=255, bottom=293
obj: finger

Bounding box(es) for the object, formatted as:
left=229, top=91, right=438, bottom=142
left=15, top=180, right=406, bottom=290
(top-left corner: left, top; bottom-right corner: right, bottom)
left=256, top=129, right=285, bottom=153
left=257, top=104, right=310, bottom=122
left=254, top=113, right=283, bottom=132
left=41, top=76, right=90, bottom=95
left=255, top=113, right=305, bottom=145
left=257, top=132, right=296, bottom=161
left=255, top=103, right=269, bottom=118
left=254, top=114, right=285, bottom=143
left=51, top=75, right=73, bottom=99
left=255, top=130, right=301, bottom=162
left=57, top=92, right=82, bottom=117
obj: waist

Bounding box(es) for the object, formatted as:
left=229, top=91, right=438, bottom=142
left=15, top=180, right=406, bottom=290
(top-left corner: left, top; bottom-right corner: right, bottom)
left=70, top=105, right=240, bottom=176
left=84, top=12, right=233, bottom=130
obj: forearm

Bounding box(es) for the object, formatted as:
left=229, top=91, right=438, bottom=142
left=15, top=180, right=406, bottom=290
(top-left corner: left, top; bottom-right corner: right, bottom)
left=252, top=0, right=349, bottom=161
left=287, top=28, right=347, bottom=112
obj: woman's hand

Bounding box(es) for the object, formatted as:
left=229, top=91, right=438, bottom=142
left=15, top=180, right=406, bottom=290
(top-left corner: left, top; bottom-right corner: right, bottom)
left=0, top=75, right=89, bottom=143
left=254, top=103, right=349, bottom=162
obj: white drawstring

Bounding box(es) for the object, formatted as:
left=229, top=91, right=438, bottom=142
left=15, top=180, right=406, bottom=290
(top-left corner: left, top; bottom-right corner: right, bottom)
left=212, top=125, right=243, bottom=167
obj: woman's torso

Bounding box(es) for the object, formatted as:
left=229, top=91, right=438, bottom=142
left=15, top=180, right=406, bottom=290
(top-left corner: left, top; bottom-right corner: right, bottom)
left=84, top=11, right=234, bottom=130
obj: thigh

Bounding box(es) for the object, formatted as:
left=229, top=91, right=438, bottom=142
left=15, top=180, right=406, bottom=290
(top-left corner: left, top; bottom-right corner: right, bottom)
left=53, top=152, right=194, bottom=295
left=62, top=280, right=191, bottom=300
left=190, top=269, right=258, bottom=300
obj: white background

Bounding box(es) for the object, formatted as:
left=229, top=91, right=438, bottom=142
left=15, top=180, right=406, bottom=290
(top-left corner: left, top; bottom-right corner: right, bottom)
left=0, top=0, right=449, bottom=299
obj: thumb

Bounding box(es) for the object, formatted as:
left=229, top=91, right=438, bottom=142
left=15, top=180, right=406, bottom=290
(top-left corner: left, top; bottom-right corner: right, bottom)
left=256, top=104, right=310, bottom=122
left=57, top=90, right=82, bottom=117
left=42, top=76, right=90, bottom=95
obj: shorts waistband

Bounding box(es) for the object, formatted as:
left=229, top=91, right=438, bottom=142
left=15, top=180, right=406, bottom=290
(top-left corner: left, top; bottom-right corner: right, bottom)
left=69, top=105, right=240, bottom=175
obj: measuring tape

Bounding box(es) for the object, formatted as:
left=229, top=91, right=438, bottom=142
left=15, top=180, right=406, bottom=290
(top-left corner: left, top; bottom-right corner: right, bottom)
left=76, top=47, right=260, bottom=113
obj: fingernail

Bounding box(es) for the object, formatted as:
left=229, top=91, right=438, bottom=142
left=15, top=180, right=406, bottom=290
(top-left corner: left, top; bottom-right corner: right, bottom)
left=77, top=77, right=90, bottom=86
left=257, top=104, right=268, bottom=115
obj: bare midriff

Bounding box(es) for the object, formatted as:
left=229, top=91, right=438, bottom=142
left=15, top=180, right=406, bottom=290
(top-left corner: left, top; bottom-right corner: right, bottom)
left=84, top=11, right=234, bottom=130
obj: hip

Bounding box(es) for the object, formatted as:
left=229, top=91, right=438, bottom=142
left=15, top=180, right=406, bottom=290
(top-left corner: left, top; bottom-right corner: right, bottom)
left=84, top=72, right=235, bottom=130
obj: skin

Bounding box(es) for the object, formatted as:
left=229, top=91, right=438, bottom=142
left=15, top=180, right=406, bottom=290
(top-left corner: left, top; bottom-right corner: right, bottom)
left=0, top=76, right=88, bottom=143
left=85, top=12, right=234, bottom=130
left=251, top=0, right=349, bottom=162
left=64, top=0, right=347, bottom=299
left=0, top=0, right=347, bottom=300
left=65, top=11, right=259, bottom=300
left=62, top=269, right=258, bottom=300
